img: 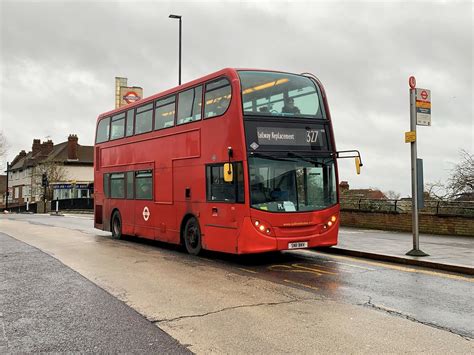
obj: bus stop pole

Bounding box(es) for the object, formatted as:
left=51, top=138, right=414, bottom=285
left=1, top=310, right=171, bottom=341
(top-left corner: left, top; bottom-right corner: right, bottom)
left=406, top=87, right=428, bottom=256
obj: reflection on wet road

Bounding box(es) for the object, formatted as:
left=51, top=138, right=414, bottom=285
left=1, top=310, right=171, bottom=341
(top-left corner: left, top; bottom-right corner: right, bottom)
left=208, top=249, right=473, bottom=339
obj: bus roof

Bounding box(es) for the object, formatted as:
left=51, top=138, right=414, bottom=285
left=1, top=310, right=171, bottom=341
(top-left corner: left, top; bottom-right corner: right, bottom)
left=97, top=68, right=318, bottom=120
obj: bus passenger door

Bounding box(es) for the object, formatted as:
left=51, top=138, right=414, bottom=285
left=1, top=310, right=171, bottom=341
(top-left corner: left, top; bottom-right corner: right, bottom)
left=203, top=163, right=244, bottom=253
left=133, top=170, right=155, bottom=240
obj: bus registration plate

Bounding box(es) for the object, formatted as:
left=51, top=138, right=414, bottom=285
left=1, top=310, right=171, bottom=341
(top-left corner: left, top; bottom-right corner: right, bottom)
left=288, top=242, right=308, bottom=249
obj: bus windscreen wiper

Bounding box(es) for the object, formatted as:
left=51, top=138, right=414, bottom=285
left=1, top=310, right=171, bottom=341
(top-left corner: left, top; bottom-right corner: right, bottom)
left=287, top=152, right=320, bottom=164
left=250, top=152, right=296, bottom=162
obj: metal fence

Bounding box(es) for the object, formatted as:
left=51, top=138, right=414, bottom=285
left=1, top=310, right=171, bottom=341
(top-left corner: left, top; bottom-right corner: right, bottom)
left=340, top=198, right=474, bottom=217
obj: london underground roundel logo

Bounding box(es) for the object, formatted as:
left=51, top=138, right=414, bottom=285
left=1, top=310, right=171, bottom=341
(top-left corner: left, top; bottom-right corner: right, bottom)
left=123, top=91, right=141, bottom=104
left=142, top=206, right=150, bottom=221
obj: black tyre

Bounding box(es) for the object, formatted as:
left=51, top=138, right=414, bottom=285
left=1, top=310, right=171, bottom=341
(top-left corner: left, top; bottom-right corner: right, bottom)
left=184, top=217, right=202, bottom=255
left=111, top=211, right=122, bottom=239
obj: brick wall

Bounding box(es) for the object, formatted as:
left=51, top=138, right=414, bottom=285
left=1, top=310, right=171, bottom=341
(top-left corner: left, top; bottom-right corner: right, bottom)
left=340, top=210, right=474, bottom=237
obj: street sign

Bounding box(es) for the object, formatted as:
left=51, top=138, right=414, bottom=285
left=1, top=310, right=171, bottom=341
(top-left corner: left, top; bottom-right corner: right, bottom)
left=123, top=91, right=141, bottom=104
left=409, top=76, right=416, bottom=89
left=405, top=131, right=416, bottom=143
left=415, top=88, right=431, bottom=126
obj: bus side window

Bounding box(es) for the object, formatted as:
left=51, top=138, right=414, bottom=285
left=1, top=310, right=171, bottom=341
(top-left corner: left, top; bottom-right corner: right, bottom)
left=177, top=86, right=202, bottom=125
left=204, top=78, right=231, bottom=119
left=110, top=112, right=126, bottom=140
left=110, top=173, right=125, bottom=199
left=135, top=103, right=153, bottom=134
left=135, top=170, right=153, bottom=200
left=103, top=173, right=110, bottom=198
left=126, top=171, right=134, bottom=199
left=125, top=109, right=134, bottom=136
left=96, top=117, right=110, bottom=143
left=155, top=95, right=176, bottom=130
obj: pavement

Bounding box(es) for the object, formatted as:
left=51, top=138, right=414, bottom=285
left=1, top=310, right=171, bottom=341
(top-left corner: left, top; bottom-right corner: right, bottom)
left=322, top=227, right=474, bottom=275
left=0, top=232, right=190, bottom=354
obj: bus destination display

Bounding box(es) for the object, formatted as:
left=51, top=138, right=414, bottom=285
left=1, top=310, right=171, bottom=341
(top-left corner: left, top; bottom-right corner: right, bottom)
left=256, top=127, right=325, bottom=147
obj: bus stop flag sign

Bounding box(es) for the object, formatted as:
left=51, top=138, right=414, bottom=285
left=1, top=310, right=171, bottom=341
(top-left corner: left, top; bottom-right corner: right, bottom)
left=416, top=88, right=431, bottom=126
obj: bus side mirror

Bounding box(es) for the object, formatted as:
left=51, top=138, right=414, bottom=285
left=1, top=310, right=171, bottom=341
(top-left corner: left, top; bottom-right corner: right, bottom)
left=223, top=163, right=233, bottom=182
left=355, top=157, right=361, bottom=175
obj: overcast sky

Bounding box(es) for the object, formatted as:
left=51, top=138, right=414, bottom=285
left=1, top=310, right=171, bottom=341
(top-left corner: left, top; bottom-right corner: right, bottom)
left=1, top=0, right=472, bottom=196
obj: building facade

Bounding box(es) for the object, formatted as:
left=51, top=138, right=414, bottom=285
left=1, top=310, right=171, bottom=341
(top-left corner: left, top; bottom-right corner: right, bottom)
left=7, top=135, right=93, bottom=205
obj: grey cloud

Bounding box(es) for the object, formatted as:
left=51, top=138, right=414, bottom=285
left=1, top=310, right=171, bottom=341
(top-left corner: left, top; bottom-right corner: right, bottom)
left=1, top=0, right=472, bottom=196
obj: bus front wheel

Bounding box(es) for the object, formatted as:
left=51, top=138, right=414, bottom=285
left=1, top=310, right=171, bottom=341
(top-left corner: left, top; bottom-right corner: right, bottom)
left=184, top=217, right=202, bottom=256
left=111, top=211, right=122, bottom=239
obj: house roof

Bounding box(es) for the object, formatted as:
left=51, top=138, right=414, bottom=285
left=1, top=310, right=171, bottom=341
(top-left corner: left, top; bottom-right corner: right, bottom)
left=9, top=139, right=93, bottom=172
left=43, top=142, right=93, bottom=165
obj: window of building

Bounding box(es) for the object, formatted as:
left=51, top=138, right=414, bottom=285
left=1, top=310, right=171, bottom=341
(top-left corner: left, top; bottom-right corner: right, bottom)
left=135, top=103, right=153, bottom=134
left=110, top=112, right=126, bottom=140
left=126, top=171, right=134, bottom=199
left=103, top=173, right=110, bottom=198
left=177, top=86, right=202, bottom=125
left=110, top=173, right=125, bottom=199
left=126, top=109, right=134, bottom=136
left=204, top=78, right=232, bottom=118
left=206, top=162, right=244, bottom=203
left=96, top=117, right=110, bottom=143
left=135, top=170, right=153, bottom=200
left=155, top=96, right=176, bottom=130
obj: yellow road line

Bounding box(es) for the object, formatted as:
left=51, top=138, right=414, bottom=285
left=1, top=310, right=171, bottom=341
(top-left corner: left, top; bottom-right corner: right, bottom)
left=323, top=254, right=473, bottom=282
left=284, top=279, right=319, bottom=291
left=237, top=267, right=258, bottom=274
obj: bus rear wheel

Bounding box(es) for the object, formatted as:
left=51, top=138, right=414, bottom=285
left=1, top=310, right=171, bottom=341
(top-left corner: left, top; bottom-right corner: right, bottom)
left=184, top=217, right=202, bottom=256
left=111, top=211, right=122, bottom=239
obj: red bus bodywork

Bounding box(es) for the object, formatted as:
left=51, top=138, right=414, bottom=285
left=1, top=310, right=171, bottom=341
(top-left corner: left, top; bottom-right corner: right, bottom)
left=94, top=68, right=340, bottom=254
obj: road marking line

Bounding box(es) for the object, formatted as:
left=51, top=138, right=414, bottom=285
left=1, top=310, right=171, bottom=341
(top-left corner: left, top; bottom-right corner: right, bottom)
left=324, top=254, right=473, bottom=282
left=237, top=267, right=258, bottom=274
left=327, top=261, right=375, bottom=271
left=284, top=279, right=319, bottom=291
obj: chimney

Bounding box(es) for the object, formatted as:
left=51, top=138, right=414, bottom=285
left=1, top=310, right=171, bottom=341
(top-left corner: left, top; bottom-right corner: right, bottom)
left=67, top=134, right=78, bottom=160
left=340, top=181, right=349, bottom=192
left=32, top=139, right=41, bottom=156
left=40, top=140, right=54, bottom=156
left=19, top=150, right=27, bottom=159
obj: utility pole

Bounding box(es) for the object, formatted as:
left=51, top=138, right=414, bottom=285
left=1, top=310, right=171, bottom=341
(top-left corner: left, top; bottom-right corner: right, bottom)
left=5, top=162, right=9, bottom=211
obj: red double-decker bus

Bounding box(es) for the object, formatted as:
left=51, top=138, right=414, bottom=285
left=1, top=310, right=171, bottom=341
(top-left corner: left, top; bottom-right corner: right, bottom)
left=94, top=68, right=361, bottom=255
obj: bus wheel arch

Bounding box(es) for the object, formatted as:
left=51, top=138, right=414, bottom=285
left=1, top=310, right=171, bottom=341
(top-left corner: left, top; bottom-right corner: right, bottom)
left=111, top=209, right=122, bottom=239
left=181, top=214, right=202, bottom=256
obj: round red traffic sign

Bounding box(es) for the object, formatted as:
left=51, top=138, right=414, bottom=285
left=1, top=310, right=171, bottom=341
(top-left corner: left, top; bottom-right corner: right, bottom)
left=409, top=76, right=416, bottom=89
left=420, top=90, right=428, bottom=100
left=123, top=91, right=141, bottom=104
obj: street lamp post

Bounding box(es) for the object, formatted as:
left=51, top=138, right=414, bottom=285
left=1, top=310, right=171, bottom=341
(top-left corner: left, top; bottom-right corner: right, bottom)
left=169, top=14, right=182, bottom=85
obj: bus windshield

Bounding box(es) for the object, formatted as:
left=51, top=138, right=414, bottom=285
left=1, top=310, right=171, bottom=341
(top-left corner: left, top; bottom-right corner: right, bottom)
left=248, top=155, right=337, bottom=212
left=239, top=71, right=324, bottom=119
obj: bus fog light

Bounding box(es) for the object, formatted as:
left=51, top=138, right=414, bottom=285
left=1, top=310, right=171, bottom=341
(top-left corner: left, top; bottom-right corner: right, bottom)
left=266, top=228, right=271, bottom=234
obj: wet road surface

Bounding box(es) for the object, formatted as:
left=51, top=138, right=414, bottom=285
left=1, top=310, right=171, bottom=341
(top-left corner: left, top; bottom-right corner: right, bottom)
left=3, top=214, right=473, bottom=342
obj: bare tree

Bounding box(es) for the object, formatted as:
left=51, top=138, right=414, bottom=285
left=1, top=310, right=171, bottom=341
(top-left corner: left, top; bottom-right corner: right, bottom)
left=424, top=181, right=448, bottom=200
left=447, top=150, right=474, bottom=199
left=0, top=132, right=7, bottom=170
left=33, top=161, right=66, bottom=200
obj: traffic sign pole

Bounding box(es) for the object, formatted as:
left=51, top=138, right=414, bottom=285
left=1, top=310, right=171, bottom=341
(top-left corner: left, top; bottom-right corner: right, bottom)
left=406, top=81, right=429, bottom=257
